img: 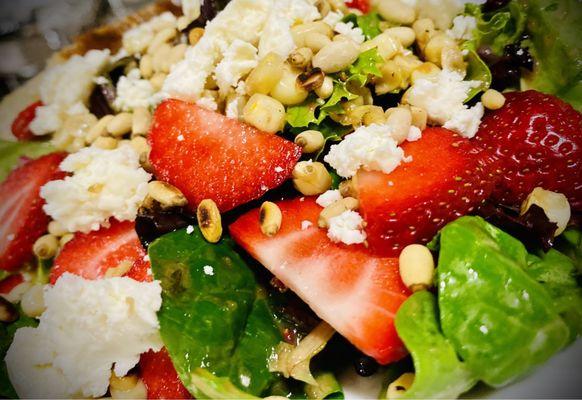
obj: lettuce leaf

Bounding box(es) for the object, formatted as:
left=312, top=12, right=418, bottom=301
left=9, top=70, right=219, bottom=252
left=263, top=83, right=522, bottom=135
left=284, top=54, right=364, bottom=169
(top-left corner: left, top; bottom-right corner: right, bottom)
left=286, top=98, right=326, bottom=128
left=343, top=13, right=382, bottom=40
left=556, top=229, right=582, bottom=274
left=463, top=49, right=492, bottom=101
left=320, top=82, right=359, bottom=115
left=0, top=140, right=55, bottom=182
left=348, top=48, right=383, bottom=87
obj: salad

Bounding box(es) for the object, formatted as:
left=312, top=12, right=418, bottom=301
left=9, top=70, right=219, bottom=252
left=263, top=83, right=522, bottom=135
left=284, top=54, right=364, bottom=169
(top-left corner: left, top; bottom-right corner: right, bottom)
left=0, top=0, right=580, bottom=398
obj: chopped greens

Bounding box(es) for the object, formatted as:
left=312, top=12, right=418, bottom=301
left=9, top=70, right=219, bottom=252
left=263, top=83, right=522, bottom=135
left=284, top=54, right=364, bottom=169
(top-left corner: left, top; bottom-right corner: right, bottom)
left=348, top=48, right=384, bottom=87
left=286, top=97, right=326, bottom=128
left=463, top=49, right=492, bottom=101
left=343, top=12, right=382, bottom=40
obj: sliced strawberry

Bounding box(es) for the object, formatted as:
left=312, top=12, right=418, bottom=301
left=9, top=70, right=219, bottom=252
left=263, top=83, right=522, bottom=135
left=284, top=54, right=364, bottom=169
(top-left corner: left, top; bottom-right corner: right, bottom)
left=0, top=153, right=66, bottom=271
left=149, top=100, right=302, bottom=212
left=230, top=197, right=410, bottom=364
left=357, top=127, right=498, bottom=256
left=475, top=90, right=582, bottom=210
left=11, top=101, right=43, bottom=141
left=0, top=274, right=24, bottom=295
left=345, top=0, right=370, bottom=13
left=140, top=348, right=192, bottom=399
left=50, top=220, right=150, bottom=284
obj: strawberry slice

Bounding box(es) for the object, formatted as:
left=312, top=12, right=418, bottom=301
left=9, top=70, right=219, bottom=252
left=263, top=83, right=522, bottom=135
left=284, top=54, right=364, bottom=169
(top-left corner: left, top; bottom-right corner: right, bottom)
left=230, top=197, right=410, bottom=364
left=356, top=128, right=498, bottom=256
left=11, top=101, right=43, bottom=141
left=0, top=274, right=24, bottom=295
left=475, top=90, right=582, bottom=210
left=345, top=0, right=370, bottom=13
left=140, top=348, right=192, bottom=399
left=50, top=220, right=150, bottom=284
left=149, top=100, right=302, bottom=212
left=0, top=153, right=66, bottom=271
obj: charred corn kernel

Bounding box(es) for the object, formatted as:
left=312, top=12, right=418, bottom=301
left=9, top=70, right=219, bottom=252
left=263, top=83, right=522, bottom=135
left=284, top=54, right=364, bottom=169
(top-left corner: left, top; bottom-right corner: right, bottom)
left=361, top=32, right=402, bottom=60
left=377, top=0, right=416, bottom=25
left=105, top=260, right=133, bottom=278
left=246, top=53, right=285, bottom=95
left=139, top=54, right=154, bottom=79
left=132, top=107, right=152, bottom=136
left=339, top=179, right=358, bottom=198
left=21, top=284, right=46, bottom=318
left=289, top=47, right=313, bottom=69
left=33, top=234, right=59, bottom=260
left=111, top=378, right=147, bottom=399
left=441, top=46, right=467, bottom=74
left=197, top=199, right=222, bottom=243
left=0, top=298, right=18, bottom=323
left=376, top=60, right=404, bottom=95
left=107, top=113, right=133, bottom=137
left=243, top=94, right=286, bottom=133
left=260, top=201, right=283, bottom=237
left=269, top=67, right=309, bottom=105
left=297, top=68, right=325, bottom=92
left=409, top=105, right=428, bottom=130
left=384, top=27, right=416, bottom=47
left=295, top=130, right=325, bottom=153
left=386, top=107, right=412, bottom=144
left=412, top=18, right=436, bottom=50
left=130, top=136, right=150, bottom=158
left=147, top=27, right=177, bottom=54
left=292, top=21, right=333, bottom=47
left=150, top=72, right=167, bottom=91
left=521, top=187, right=571, bottom=236
left=399, top=244, right=435, bottom=292
left=148, top=181, right=188, bottom=208
left=315, top=76, right=334, bottom=99
left=86, top=115, right=114, bottom=144
left=304, top=32, right=332, bottom=53
left=318, top=197, right=359, bottom=228
left=48, top=220, right=68, bottom=237
left=424, top=33, right=457, bottom=65
left=152, top=43, right=172, bottom=73
left=313, top=40, right=360, bottom=73
left=481, top=89, right=506, bottom=110
left=411, top=62, right=440, bottom=84
left=292, top=161, right=332, bottom=196
left=387, top=373, right=415, bottom=399
left=188, top=27, right=205, bottom=46
left=60, top=233, right=74, bottom=247
left=92, top=136, right=118, bottom=150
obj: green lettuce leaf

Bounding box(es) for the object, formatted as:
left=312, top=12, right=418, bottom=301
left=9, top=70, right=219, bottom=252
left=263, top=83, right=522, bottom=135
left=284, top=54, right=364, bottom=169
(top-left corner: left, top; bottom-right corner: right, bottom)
left=306, top=371, right=344, bottom=400
left=555, top=228, right=582, bottom=274
left=321, top=82, right=359, bottom=115
left=342, top=13, right=381, bottom=40
left=0, top=140, right=55, bottom=182
left=437, top=216, right=570, bottom=387
left=286, top=98, right=326, bottom=128
left=463, top=48, right=492, bottom=101
left=394, top=291, right=477, bottom=399
left=348, top=48, right=383, bottom=87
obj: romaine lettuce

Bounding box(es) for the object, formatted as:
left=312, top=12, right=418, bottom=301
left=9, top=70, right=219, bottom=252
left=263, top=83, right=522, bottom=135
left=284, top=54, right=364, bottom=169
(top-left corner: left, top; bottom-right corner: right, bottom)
left=0, top=140, right=55, bottom=182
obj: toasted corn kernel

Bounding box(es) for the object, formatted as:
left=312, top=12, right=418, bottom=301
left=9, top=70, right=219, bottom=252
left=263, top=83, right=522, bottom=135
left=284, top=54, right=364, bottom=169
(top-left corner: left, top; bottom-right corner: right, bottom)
left=289, top=47, right=313, bottom=69
left=132, top=107, right=152, bottom=136
left=130, top=136, right=150, bottom=157
left=384, top=27, right=416, bottom=47
left=0, top=297, right=18, bottom=323
left=424, top=33, right=457, bottom=66
left=481, top=89, right=506, bottom=110
left=33, top=234, right=59, bottom=260
left=409, top=105, right=428, bottom=130
left=521, top=187, right=571, bottom=236
left=105, top=260, right=133, bottom=278
left=148, top=181, right=188, bottom=209
left=362, top=32, right=403, bottom=61
left=387, top=372, right=415, bottom=399
left=339, top=179, right=358, bottom=198
left=110, top=372, right=139, bottom=392
left=294, top=130, right=325, bottom=153
left=48, top=220, right=68, bottom=237
left=350, top=105, right=387, bottom=126
left=377, top=0, right=416, bottom=25
left=92, top=136, right=118, bottom=150
left=86, top=115, right=114, bottom=144
left=318, top=197, right=359, bottom=228
left=441, top=46, right=467, bottom=74
left=386, top=107, right=412, bottom=144
left=376, top=60, right=404, bottom=95
left=243, top=94, right=286, bottom=133
left=107, top=113, right=133, bottom=137
left=260, top=202, right=283, bottom=237
left=411, top=62, right=440, bottom=84
left=297, top=68, right=325, bottom=92
left=313, top=39, right=360, bottom=73
left=197, top=199, right=222, bottom=243
left=315, top=76, right=334, bottom=99
left=270, top=66, right=309, bottom=105
left=21, top=284, right=45, bottom=318
left=399, top=244, right=435, bottom=292
left=150, top=72, right=167, bottom=91
left=412, top=18, right=436, bottom=50
left=246, top=53, right=285, bottom=95
left=139, top=54, right=154, bottom=79
left=292, top=161, right=332, bottom=196
left=151, top=43, right=173, bottom=73
left=188, top=27, right=205, bottom=46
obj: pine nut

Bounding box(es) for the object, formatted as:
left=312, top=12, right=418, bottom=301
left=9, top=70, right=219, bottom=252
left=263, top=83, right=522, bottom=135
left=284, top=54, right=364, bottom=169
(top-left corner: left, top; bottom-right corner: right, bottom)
left=197, top=199, right=222, bottom=243
left=48, top=220, right=68, bottom=237
left=295, top=130, right=325, bottom=153
left=107, top=113, right=133, bottom=137
left=481, top=89, right=506, bottom=110
left=313, top=39, right=360, bottom=73
left=92, top=136, right=118, bottom=150
left=413, top=18, right=436, bottom=50
left=148, top=181, right=188, bottom=208
left=21, top=284, right=45, bottom=318
left=409, top=106, right=428, bottom=130
left=105, top=261, right=133, bottom=278
left=60, top=233, right=74, bottom=247
left=292, top=22, right=333, bottom=47
left=386, top=107, right=412, bottom=144
left=169, top=43, right=188, bottom=67
left=362, top=32, right=401, bottom=60
left=384, top=27, right=416, bottom=47
left=349, top=105, right=387, bottom=126
left=315, top=76, right=334, bottom=99
left=3, top=281, right=31, bottom=304
left=377, top=0, right=416, bottom=25
left=424, top=33, right=457, bottom=66
left=130, top=136, right=150, bottom=158
left=339, top=179, right=358, bottom=198
left=318, top=197, right=359, bottom=228
left=376, top=60, right=404, bottom=95
left=132, top=107, right=152, bottom=136
left=188, top=27, right=205, bottom=46
left=521, top=187, right=571, bottom=236
left=150, top=72, right=167, bottom=91
left=259, top=201, right=283, bottom=237
left=139, top=54, right=154, bottom=79
left=410, top=62, right=440, bottom=84
left=297, top=68, right=325, bottom=92
left=270, top=66, right=309, bottom=105
left=393, top=54, right=423, bottom=78
left=148, top=27, right=177, bottom=54
left=289, top=47, right=313, bottom=69
left=0, top=297, right=18, bottom=323
left=111, top=378, right=147, bottom=399
left=33, top=234, right=59, bottom=260
left=243, top=94, right=286, bottom=133
left=399, top=244, right=435, bottom=292
left=152, top=43, right=172, bottom=73
left=246, top=53, right=285, bottom=95
left=304, top=32, right=332, bottom=53
left=387, top=373, right=415, bottom=399
left=292, top=161, right=332, bottom=196
left=110, top=372, right=139, bottom=391
left=86, top=115, right=114, bottom=144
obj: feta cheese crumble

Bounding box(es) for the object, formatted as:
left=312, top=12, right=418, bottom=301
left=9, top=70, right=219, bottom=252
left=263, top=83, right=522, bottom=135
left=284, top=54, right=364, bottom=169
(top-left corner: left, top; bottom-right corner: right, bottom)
left=324, top=124, right=406, bottom=178
left=122, top=12, right=177, bottom=55
left=406, top=69, right=484, bottom=138
left=327, top=210, right=367, bottom=245
left=215, top=39, right=259, bottom=96
left=407, top=126, right=422, bottom=142
left=5, top=274, right=163, bottom=399
left=114, top=69, right=163, bottom=111
left=447, top=15, right=477, bottom=40
left=334, top=21, right=365, bottom=44
left=301, top=220, right=313, bottom=230
left=316, top=190, right=343, bottom=208
left=203, top=265, right=215, bottom=276
left=322, top=10, right=344, bottom=27
left=40, top=144, right=151, bottom=233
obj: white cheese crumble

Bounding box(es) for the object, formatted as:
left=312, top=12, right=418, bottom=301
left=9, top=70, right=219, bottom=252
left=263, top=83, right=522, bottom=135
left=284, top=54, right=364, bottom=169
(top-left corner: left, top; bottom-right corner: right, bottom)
left=301, top=220, right=313, bottom=230
left=406, top=69, right=484, bottom=138
left=322, top=10, right=344, bottom=27
left=40, top=144, right=151, bottom=233
left=178, top=0, right=202, bottom=30
left=316, top=190, right=343, bottom=208
left=324, top=124, right=406, bottom=178
left=29, top=104, right=61, bottom=135
left=203, top=265, right=215, bottom=276
left=122, top=12, right=177, bottom=55
left=334, top=21, right=365, bottom=44
left=215, top=39, right=258, bottom=96
left=327, top=210, right=367, bottom=245
left=447, top=15, right=477, bottom=40
left=114, top=69, right=163, bottom=111
left=5, top=273, right=163, bottom=399
left=407, top=126, right=422, bottom=142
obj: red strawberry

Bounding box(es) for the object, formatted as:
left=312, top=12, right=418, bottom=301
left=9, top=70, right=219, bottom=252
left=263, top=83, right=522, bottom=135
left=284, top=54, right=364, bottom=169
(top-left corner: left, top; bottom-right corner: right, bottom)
left=230, top=197, right=410, bottom=364
left=50, top=220, right=150, bottom=284
left=475, top=90, right=582, bottom=210
left=11, top=101, right=43, bottom=141
left=0, top=274, right=24, bottom=295
left=345, top=0, right=370, bottom=13
left=140, top=348, right=191, bottom=399
left=149, top=100, right=301, bottom=212
left=356, top=128, right=498, bottom=256
left=0, top=153, right=66, bottom=271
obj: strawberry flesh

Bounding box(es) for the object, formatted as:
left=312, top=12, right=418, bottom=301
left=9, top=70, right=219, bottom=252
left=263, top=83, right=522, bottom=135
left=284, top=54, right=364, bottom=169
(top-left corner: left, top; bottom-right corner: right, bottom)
left=0, top=274, right=24, bottom=295
left=0, top=153, right=66, bottom=271
left=11, top=101, right=42, bottom=141
left=230, top=197, right=410, bottom=364
left=140, top=348, right=191, bottom=399
left=149, top=100, right=302, bottom=212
